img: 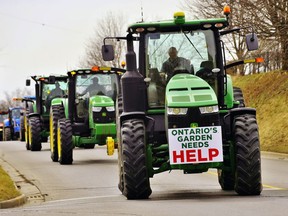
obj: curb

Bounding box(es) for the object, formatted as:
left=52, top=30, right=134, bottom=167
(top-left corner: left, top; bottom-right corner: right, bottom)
left=261, top=151, right=288, bottom=160
left=0, top=194, right=27, bottom=209
left=0, top=157, right=44, bottom=208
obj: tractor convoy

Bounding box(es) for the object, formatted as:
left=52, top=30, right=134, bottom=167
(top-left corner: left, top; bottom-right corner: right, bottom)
left=101, top=5, right=262, bottom=199
left=1, top=5, right=263, bottom=201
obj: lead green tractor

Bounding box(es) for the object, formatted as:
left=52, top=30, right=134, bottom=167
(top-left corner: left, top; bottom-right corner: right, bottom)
left=49, top=66, right=125, bottom=165
left=25, top=75, right=68, bottom=151
left=102, top=6, right=262, bottom=199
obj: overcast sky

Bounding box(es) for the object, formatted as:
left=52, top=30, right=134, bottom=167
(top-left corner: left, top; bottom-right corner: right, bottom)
left=0, top=0, right=185, bottom=98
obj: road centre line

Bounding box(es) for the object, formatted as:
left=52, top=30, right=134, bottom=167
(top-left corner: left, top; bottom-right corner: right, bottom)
left=207, top=171, right=287, bottom=190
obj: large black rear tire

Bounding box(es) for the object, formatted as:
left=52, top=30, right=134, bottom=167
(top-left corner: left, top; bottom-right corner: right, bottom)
left=20, top=116, right=25, bottom=141
left=217, top=163, right=235, bottom=190
left=116, top=95, right=124, bottom=192
left=121, top=119, right=151, bottom=199
left=4, top=127, right=11, bottom=141
left=234, top=114, right=262, bottom=195
left=233, top=87, right=245, bottom=107
left=50, top=105, right=64, bottom=162
left=58, top=119, right=73, bottom=165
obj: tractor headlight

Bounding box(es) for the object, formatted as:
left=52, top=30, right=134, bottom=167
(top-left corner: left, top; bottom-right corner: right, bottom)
left=92, top=107, right=102, bottom=112
left=199, top=105, right=219, bottom=114
left=167, top=107, right=188, bottom=115
left=106, top=106, right=115, bottom=112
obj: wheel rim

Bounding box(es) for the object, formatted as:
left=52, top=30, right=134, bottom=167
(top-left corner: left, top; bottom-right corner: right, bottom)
left=57, top=126, right=62, bottom=159
left=28, top=125, right=32, bottom=144
left=49, top=115, right=54, bottom=152
left=25, top=117, right=29, bottom=144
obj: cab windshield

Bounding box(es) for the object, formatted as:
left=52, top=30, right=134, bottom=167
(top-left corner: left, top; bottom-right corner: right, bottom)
left=12, top=109, right=21, bottom=119
left=42, top=80, right=68, bottom=114
left=0, top=114, right=8, bottom=122
left=145, top=30, right=217, bottom=107
left=76, top=73, right=118, bottom=100
left=75, top=73, right=118, bottom=119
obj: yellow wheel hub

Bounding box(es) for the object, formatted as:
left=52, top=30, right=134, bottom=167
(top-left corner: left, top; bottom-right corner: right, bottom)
left=106, top=137, right=115, bottom=156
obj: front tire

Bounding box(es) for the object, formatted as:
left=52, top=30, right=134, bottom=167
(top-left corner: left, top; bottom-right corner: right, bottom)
left=58, top=119, right=73, bottom=165
left=20, top=116, right=25, bottom=141
left=234, top=114, right=262, bottom=195
left=4, top=127, right=11, bottom=141
left=50, top=105, right=64, bottom=162
left=233, top=87, right=245, bottom=107
left=29, top=117, right=42, bottom=151
left=121, top=119, right=151, bottom=199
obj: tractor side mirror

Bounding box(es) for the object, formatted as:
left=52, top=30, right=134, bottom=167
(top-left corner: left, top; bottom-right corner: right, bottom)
left=26, top=79, right=31, bottom=86
left=246, top=33, right=258, bottom=51
left=102, top=45, right=115, bottom=61
left=49, top=76, right=56, bottom=84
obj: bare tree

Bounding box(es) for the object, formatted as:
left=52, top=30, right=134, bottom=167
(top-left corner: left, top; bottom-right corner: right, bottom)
left=256, top=0, right=288, bottom=70
left=0, top=88, right=32, bottom=110
left=181, top=0, right=251, bottom=75
left=182, top=0, right=288, bottom=72
left=80, top=12, right=127, bottom=68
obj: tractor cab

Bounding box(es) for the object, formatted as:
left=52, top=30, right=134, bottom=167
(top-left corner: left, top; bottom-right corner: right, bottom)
left=49, top=66, right=125, bottom=164
left=25, top=75, right=68, bottom=151
left=27, top=75, right=68, bottom=116
left=67, top=67, right=123, bottom=134
left=13, top=96, right=36, bottom=141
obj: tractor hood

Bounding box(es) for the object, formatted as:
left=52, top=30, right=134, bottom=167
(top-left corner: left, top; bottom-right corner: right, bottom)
left=90, top=95, right=114, bottom=107
left=166, top=74, right=218, bottom=107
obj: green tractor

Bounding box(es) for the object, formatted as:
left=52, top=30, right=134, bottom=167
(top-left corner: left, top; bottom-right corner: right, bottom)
left=25, top=75, right=68, bottom=151
left=49, top=66, right=125, bottom=165
left=101, top=6, right=262, bottom=199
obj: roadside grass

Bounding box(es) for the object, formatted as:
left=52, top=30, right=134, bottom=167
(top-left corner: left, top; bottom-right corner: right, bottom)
left=232, top=70, right=288, bottom=154
left=0, top=165, right=21, bottom=202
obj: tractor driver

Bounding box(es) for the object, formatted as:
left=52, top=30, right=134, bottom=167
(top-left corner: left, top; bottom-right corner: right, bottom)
left=80, top=76, right=105, bottom=96
left=160, top=47, right=191, bottom=82
left=49, top=82, right=65, bottom=98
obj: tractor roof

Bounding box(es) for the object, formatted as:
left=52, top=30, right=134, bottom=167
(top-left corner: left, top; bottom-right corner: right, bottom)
left=0, top=111, right=9, bottom=115
left=9, top=107, right=23, bottom=111
left=67, top=66, right=125, bottom=77
left=127, top=12, right=228, bottom=34
left=30, top=74, right=68, bottom=83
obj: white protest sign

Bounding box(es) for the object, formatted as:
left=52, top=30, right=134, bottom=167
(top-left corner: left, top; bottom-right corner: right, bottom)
left=168, top=126, right=223, bottom=164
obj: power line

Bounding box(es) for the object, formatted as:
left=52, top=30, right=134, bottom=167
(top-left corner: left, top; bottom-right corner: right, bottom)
left=0, top=11, right=82, bottom=33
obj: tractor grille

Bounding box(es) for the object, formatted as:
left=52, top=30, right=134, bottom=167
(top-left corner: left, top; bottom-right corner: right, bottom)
left=92, top=108, right=115, bottom=123
left=168, top=107, right=220, bottom=129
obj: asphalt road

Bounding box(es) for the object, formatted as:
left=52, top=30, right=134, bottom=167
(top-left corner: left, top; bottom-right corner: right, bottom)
left=0, top=141, right=287, bottom=216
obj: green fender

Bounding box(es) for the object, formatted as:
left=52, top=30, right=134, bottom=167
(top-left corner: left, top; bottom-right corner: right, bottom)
left=51, top=98, right=69, bottom=117
left=225, top=75, right=234, bottom=109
